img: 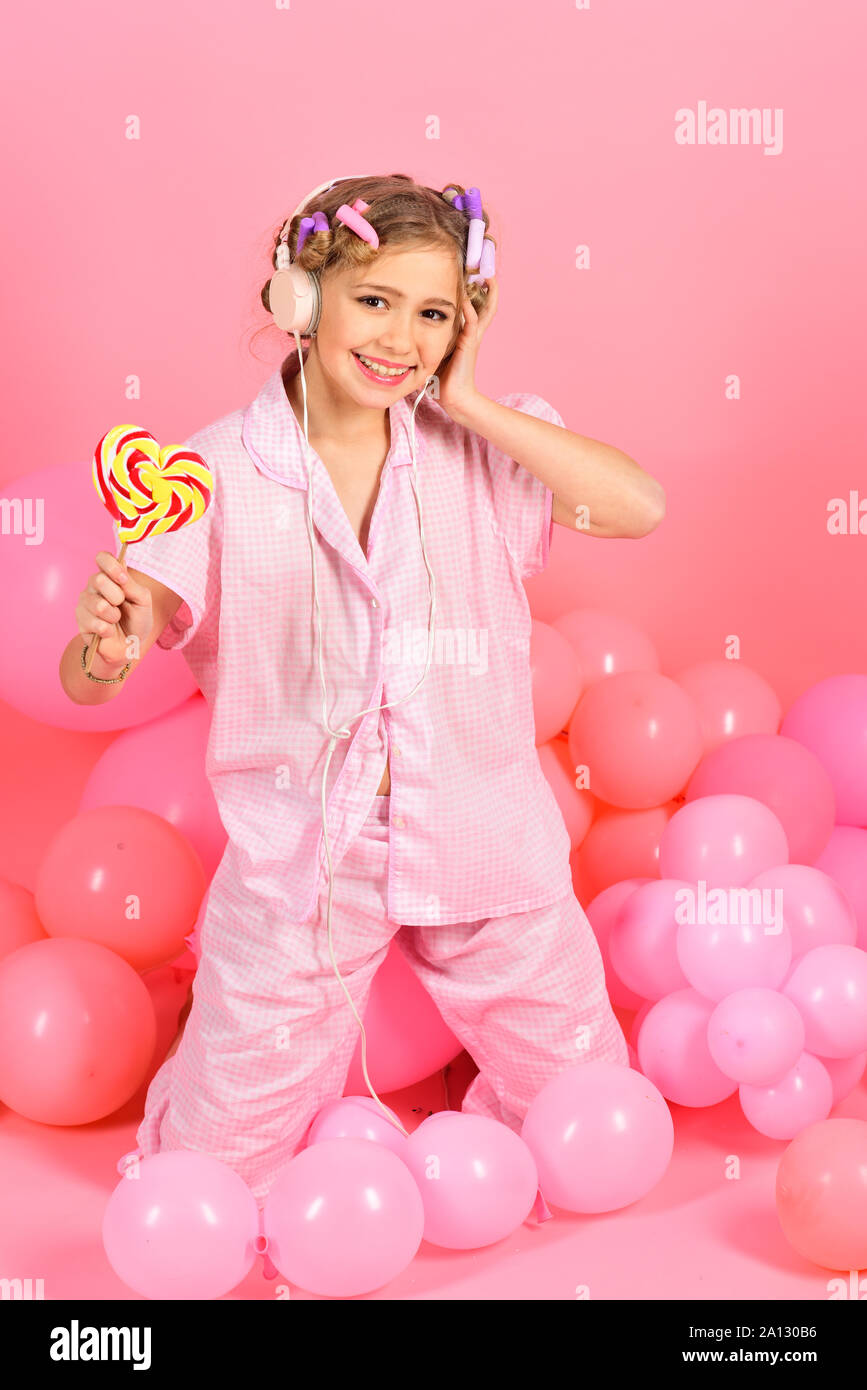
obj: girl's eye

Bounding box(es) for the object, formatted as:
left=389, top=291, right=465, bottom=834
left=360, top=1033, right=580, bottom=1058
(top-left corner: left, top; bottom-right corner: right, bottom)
left=357, top=296, right=447, bottom=322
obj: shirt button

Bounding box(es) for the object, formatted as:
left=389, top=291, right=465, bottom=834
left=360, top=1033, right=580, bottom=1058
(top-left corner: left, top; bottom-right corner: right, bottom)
left=392, top=746, right=401, bottom=758
left=394, top=815, right=405, bottom=828
left=371, top=598, right=379, bottom=608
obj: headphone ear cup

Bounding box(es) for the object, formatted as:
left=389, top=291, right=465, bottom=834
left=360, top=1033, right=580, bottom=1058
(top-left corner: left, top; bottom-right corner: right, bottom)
left=268, top=264, right=321, bottom=335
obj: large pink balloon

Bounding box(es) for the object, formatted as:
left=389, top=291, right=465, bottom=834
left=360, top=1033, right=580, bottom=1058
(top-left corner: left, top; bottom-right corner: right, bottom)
left=568, top=671, right=703, bottom=809
left=675, top=912, right=792, bottom=1003
left=537, top=735, right=595, bottom=847
left=636, top=989, right=738, bottom=1107
left=659, top=794, right=790, bottom=888
left=344, top=940, right=462, bottom=1094
left=0, top=878, right=47, bottom=961
left=739, top=1053, right=833, bottom=1140
left=573, top=802, right=677, bottom=899
left=551, top=608, right=660, bottom=686
left=776, top=1118, right=867, bottom=1271
left=671, top=659, right=782, bottom=753
left=707, top=988, right=805, bottom=1085
left=781, top=674, right=867, bottom=828
left=521, top=1060, right=674, bottom=1212
left=745, top=864, right=857, bottom=958
left=529, top=620, right=583, bottom=743
left=305, top=1096, right=408, bottom=1158
left=585, top=879, right=652, bottom=1009
left=782, top=944, right=867, bottom=1058
left=35, top=806, right=207, bottom=972
left=822, top=1052, right=867, bottom=1105
left=79, top=695, right=227, bottom=879
left=0, top=459, right=198, bottom=730
left=263, top=1138, right=424, bottom=1297
left=609, top=879, right=692, bottom=1000
left=0, top=938, right=156, bottom=1123
left=103, top=1150, right=260, bottom=1299
left=685, top=734, right=835, bottom=866
left=401, top=1112, right=539, bottom=1249
left=813, top=827, right=867, bottom=951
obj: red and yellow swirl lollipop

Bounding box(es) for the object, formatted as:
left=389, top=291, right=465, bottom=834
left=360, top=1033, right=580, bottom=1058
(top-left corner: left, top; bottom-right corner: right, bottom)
left=85, top=424, right=214, bottom=673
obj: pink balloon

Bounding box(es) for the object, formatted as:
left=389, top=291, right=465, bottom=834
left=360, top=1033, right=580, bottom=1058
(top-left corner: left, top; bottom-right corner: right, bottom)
left=551, top=608, right=660, bottom=685
left=0, top=459, right=198, bottom=730
left=521, top=1060, right=674, bottom=1212
left=574, top=803, right=677, bottom=899
left=812, top=826, right=867, bottom=951
left=685, top=734, right=835, bottom=866
left=707, top=988, right=805, bottom=1085
left=821, top=1052, right=867, bottom=1106
left=35, top=806, right=207, bottom=972
left=781, top=674, right=867, bottom=828
left=529, top=620, right=583, bottom=743
left=629, top=999, right=653, bottom=1046
left=676, top=910, right=792, bottom=1003
left=401, top=1112, right=539, bottom=1248
left=0, top=938, right=156, bottom=1123
left=746, top=864, right=857, bottom=958
left=80, top=695, right=227, bottom=880
left=568, top=671, right=703, bottom=809
left=782, top=945, right=867, bottom=1059
left=609, top=879, right=692, bottom=1000
left=103, top=1150, right=259, bottom=1299
left=537, top=736, right=595, bottom=847
left=671, top=659, right=782, bottom=753
left=305, top=1096, right=408, bottom=1157
left=659, top=794, right=790, bottom=888
left=739, top=1053, right=833, bottom=1140
left=584, top=879, right=653, bottom=1009
left=344, top=940, right=461, bottom=1094
left=636, top=989, right=739, bottom=1107
left=776, top=1118, right=867, bottom=1270
left=263, top=1138, right=424, bottom=1296
left=0, top=878, right=47, bottom=961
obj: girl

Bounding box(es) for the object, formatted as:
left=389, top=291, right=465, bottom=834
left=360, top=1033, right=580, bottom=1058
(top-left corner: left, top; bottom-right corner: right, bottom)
left=64, top=174, right=664, bottom=1209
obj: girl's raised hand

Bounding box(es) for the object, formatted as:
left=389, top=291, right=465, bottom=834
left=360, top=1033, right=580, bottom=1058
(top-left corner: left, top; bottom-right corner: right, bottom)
left=434, top=276, right=499, bottom=420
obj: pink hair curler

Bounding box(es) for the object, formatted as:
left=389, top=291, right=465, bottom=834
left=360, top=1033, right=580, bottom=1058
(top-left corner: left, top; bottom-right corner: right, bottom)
left=334, top=197, right=379, bottom=248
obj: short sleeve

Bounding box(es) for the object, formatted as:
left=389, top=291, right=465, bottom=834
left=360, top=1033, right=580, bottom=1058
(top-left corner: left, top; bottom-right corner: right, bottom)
left=122, top=441, right=221, bottom=652
left=480, top=392, right=563, bottom=580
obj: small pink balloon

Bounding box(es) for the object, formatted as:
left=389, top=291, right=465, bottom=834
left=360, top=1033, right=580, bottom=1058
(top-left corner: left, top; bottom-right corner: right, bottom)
left=707, top=988, right=805, bottom=1085
left=521, top=1060, right=674, bottom=1212
left=80, top=695, right=227, bottom=880
left=782, top=944, right=867, bottom=1058
left=0, top=938, right=156, bottom=1123
left=103, top=1150, right=260, bottom=1300
left=584, top=879, right=653, bottom=1009
left=820, top=1052, right=866, bottom=1105
left=0, top=878, right=47, bottom=961
left=776, top=1118, right=867, bottom=1271
left=401, top=1112, right=539, bottom=1249
left=306, top=1096, right=407, bottom=1157
left=812, top=826, right=867, bottom=952
left=745, top=864, right=857, bottom=958
left=636, top=989, right=739, bottom=1107
left=530, top=620, right=583, bottom=743
left=781, top=674, right=867, bottom=828
left=671, top=659, right=782, bottom=753
left=739, top=1053, right=833, bottom=1140
left=609, top=879, right=692, bottom=1000
left=685, top=734, right=835, bottom=866
left=551, top=608, right=660, bottom=685
left=537, top=736, right=595, bottom=847
left=568, top=671, right=703, bottom=809
left=263, top=1138, right=424, bottom=1297
left=35, top=805, right=207, bottom=972
left=573, top=802, right=678, bottom=900
left=659, top=794, right=790, bottom=888
left=675, top=909, right=792, bottom=1003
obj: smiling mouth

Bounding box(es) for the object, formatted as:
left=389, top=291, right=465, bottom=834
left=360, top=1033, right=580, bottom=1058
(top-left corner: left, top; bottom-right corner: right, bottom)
left=352, top=351, right=415, bottom=380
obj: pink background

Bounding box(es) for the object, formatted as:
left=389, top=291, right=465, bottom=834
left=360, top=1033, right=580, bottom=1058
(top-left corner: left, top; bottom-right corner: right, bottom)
left=1, top=0, right=866, bottom=1301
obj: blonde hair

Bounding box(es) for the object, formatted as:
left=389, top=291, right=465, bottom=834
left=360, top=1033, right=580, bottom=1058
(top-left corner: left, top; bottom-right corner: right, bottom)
left=259, top=172, right=496, bottom=356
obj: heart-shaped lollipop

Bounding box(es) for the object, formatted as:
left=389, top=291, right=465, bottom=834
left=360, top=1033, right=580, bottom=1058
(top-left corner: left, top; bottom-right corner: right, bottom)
left=85, top=424, right=214, bottom=673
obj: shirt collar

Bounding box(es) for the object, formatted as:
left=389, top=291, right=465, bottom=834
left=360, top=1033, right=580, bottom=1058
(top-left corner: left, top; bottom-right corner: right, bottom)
left=242, top=342, right=428, bottom=489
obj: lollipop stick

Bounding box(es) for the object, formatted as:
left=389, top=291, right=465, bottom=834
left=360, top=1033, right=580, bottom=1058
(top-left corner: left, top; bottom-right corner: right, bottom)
left=84, top=542, right=129, bottom=674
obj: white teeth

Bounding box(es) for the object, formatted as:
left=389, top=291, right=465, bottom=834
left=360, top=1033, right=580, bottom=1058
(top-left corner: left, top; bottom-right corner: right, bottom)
left=356, top=353, right=411, bottom=377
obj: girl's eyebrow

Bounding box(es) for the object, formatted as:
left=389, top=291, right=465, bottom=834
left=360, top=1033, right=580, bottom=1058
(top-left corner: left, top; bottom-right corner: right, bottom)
left=354, top=282, right=457, bottom=311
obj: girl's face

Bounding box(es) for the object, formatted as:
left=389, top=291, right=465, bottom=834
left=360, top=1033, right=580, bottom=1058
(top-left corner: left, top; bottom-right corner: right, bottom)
left=314, top=246, right=463, bottom=405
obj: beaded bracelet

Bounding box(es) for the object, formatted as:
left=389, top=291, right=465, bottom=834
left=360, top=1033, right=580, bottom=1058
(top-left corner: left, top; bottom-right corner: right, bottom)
left=80, top=639, right=131, bottom=683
